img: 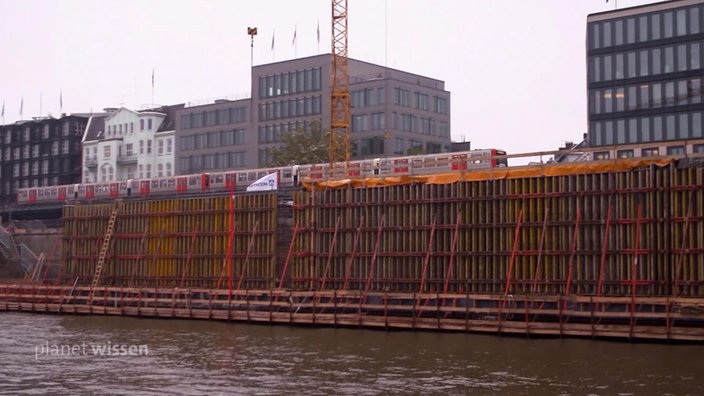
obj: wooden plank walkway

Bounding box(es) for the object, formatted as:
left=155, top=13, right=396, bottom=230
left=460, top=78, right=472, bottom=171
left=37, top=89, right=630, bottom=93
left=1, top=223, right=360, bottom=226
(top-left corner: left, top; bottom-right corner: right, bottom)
left=2, top=283, right=703, bottom=342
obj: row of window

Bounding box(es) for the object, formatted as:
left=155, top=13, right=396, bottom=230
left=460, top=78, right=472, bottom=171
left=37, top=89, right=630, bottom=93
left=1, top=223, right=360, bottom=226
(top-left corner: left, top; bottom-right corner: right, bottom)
left=392, top=137, right=424, bottom=155
left=594, top=144, right=704, bottom=160
left=180, top=129, right=246, bottom=151
left=1, top=121, right=81, bottom=144
left=258, top=95, right=322, bottom=121
left=351, top=87, right=386, bottom=108
left=589, top=77, right=702, bottom=115
left=590, top=110, right=704, bottom=146
left=259, top=67, right=322, bottom=99
left=9, top=158, right=73, bottom=177
left=2, top=140, right=77, bottom=162
left=588, top=41, right=702, bottom=83
left=589, top=5, right=703, bottom=50
left=351, top=113, right=385, bottom=132
left=179, top=107, right=247, bottom=130
left=393, top=113, right=450, bottom=137
left=179, top=151, right=246, bottom=174
left=258, top=120, right=320, bottom=144
left=105, top=118, right=155, bottom=138
left=393, top=88, right=449, bottom=114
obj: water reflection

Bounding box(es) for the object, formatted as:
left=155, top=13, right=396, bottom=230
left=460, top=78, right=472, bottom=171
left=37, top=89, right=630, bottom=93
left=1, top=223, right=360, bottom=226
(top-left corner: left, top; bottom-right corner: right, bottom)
left=1, top=312, right=702, bottom=395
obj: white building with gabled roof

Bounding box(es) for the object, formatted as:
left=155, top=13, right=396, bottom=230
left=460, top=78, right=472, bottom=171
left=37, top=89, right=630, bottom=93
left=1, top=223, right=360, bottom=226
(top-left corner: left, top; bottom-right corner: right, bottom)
left=81, top=104, right=183, bottom=183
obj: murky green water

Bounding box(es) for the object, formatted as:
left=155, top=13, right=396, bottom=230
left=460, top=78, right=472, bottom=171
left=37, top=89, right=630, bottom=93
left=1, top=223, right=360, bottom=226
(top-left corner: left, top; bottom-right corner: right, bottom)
left=1, top=312, right=702, bottom=395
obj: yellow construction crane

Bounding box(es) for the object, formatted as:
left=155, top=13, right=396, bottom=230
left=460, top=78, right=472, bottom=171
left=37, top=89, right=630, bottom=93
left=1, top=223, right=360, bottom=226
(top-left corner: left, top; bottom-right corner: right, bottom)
left=330, top=0, right=350, bottom=165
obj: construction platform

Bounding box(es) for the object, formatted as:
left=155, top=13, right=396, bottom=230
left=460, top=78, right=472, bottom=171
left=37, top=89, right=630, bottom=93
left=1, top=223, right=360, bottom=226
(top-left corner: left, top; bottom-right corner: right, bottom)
left=1, top=157, right=703, bottom=342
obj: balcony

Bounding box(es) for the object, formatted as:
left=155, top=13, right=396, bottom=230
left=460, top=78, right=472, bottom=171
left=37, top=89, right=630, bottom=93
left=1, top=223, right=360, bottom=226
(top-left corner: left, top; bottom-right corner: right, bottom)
left=84, top=156, right=97, bottom=167
left=116, top=154, right=138, bottom=164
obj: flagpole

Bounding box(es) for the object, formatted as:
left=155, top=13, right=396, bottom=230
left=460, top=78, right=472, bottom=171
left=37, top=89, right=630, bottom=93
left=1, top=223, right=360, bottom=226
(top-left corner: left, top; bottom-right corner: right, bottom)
left=293, top=24, right=297, bottom=59
left=151, top=68, right=155, bottom=105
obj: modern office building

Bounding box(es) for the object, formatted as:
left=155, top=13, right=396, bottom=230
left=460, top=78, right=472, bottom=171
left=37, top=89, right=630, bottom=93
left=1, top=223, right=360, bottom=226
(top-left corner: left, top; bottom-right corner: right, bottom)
left=586, top=0, right=704, bottom=157
left=175, top=54, right=452, bottom=173
left=0, top=115, right=88, bottom=207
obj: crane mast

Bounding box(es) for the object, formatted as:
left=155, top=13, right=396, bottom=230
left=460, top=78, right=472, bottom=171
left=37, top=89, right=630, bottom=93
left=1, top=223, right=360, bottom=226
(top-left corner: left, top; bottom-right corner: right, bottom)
left=330, top=0, right=350, bottom=165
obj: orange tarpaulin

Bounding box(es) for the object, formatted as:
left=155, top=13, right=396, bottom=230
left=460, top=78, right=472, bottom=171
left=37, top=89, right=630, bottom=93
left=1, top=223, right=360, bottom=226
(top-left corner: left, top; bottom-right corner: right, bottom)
left=301, top=158, right=674, bottom=190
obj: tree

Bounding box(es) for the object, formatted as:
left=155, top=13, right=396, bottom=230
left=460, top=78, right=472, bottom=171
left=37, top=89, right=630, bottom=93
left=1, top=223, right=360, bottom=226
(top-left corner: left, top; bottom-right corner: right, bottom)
left=406, top=146, right=427, bottom=155
left=269, top=121, right=329, bottom=166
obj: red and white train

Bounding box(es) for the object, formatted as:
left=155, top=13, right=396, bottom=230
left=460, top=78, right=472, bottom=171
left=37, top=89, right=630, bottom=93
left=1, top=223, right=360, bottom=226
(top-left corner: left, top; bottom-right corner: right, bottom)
left=16, top=149, right=508, bottom=205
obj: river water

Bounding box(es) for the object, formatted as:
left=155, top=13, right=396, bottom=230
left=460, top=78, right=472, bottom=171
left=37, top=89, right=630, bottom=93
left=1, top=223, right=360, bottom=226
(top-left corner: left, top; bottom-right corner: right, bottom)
left=0, top=312, right=702, bottom=395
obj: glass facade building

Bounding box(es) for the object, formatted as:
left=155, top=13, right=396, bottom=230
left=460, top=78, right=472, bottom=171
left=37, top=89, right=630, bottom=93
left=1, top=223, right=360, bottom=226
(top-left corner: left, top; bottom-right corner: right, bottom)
left=587, top=0, right=704, bottom=147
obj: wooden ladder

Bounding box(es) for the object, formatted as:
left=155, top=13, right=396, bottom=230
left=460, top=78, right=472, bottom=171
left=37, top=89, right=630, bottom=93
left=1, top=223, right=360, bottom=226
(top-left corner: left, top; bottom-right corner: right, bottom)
left=89, top=201, right=122, bottom=297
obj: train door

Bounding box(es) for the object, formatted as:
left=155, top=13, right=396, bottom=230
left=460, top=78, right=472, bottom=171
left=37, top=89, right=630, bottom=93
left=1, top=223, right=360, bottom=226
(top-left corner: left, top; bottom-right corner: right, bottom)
left=310, top=166, right=323, bottom=179
left=29, top=189, right=37, bottom=203
left=57, top=187, right=67, bottom=200
left=86, top=185, right=95, bottom=199
left=393, top=158, right=409, bottom=173
left=140, top=180, right=150, bottom=196
left=224, top=172, right=236, bottom=189
left=109, top=182, right=119, bottom=197
left=201, top=173, right=210, bottom=192
left=176, top=177, right=187, bottom=193
left=451, top=154, right=468, bottom=170
left=347, top=162, right=361, bottom=177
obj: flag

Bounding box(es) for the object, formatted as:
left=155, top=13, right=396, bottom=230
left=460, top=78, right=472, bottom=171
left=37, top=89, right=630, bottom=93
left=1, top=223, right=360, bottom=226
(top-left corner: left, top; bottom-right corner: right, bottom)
left=19, top=97, right=23, bottom=117
left=292, top=24, right=297, bottom=46
left=1, top=99, right=4, bottom=118
left=317, top=20, right=320, bottom=44
left=151, top=68, right=155, bottom=88
left=246, top=172, right=278, bottom=192
left=59, top=91, right=63, bottom=113
left=271, top=30, right=275, bottom=51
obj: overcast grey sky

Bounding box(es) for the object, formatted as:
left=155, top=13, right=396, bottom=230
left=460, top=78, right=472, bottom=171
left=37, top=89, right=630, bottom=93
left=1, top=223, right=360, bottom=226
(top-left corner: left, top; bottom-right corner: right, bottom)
left=0, top=0, right=659, bottom=157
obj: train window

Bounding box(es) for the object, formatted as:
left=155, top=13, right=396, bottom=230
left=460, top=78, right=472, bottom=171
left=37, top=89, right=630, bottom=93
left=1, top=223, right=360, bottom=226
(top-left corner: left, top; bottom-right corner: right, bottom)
left=78, top=186, right=85, bottom=193
left=642, top=147, right=659, bottom=157
left=167, top=179, right=176, bottom=187
left=119, top=182, right=127, bottom=190
left=189, top=176, right=199, bottom=185
left=38, top=189, right=45, bottom=197
left=248, top=172, right=256, bottom=181
left=238, top=173, right=249, bottom=182
left=594, top=151, right=610, bottom=160
left=693, top=144, right=704, bottom=153
left=283, top=168, right=292, bottom=178
left=666, top=146, right=685, bottom=155
left=617, top=149, right=634, bottom=158
left=51, top=188, right=57, bottom=195
left=151, top=180, right=159, bottom=188
left=160, top=180, right=168, bottom=187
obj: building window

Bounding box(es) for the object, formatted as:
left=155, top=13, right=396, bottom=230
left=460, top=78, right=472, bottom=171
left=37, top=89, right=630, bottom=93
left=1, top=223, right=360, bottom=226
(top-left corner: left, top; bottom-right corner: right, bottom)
left=124, top=143, right=133, bottom=157
left=104, top=146, right=111, bottom=159
left=147, top=140, right=152, bottom=154
left=166, top=138, right=172, bottom=154
left=594, top=151, right=610, bottom=160
left=642, top=147, right=659, bottom=157
left=617, top=149, right=634, bottom=158
left=158, top=140, right=164, bottom=155
left=140, top=119, right=145, bottom=131
left=148, top=118, right=153, bottom=130
left=667, top=145, right=685, bottom=155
